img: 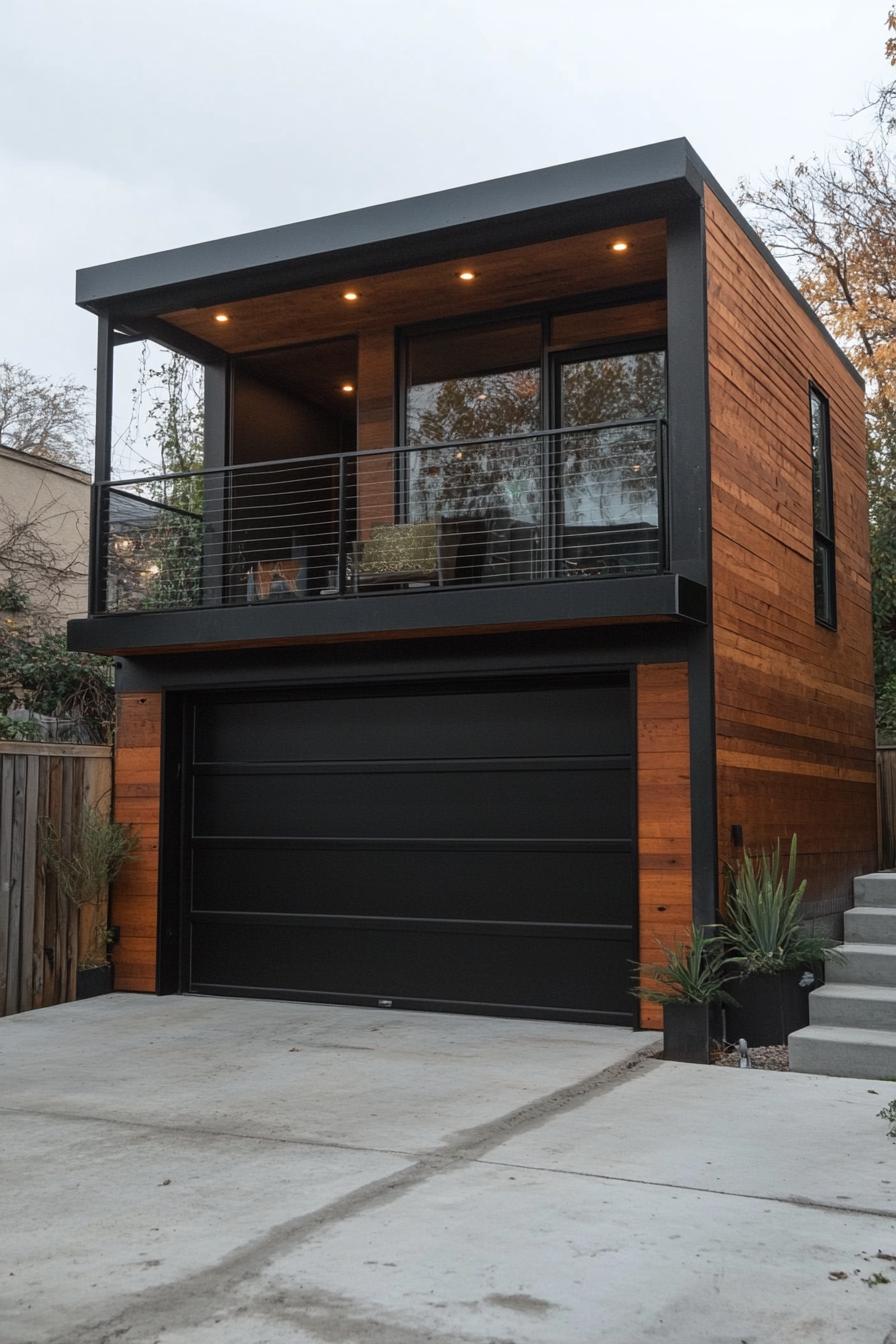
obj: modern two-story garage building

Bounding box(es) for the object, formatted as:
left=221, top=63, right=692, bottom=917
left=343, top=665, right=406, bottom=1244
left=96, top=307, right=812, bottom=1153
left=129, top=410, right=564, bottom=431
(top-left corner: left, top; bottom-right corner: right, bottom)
left=68, top=138, right=876, bottom=1029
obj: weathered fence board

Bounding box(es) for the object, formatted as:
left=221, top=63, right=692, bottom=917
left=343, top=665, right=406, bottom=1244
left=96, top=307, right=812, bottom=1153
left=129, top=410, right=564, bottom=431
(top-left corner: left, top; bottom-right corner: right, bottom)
left=879, top=748, right=896, bottom=871
left=0, top=742, right=112, bottom=1017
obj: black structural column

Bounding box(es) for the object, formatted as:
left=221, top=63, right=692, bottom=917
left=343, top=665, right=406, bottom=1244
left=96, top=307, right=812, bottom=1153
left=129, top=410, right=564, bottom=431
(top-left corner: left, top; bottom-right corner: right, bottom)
left=201, top=358, right=230, bottom=608
left=665, top=196, right=717, bottom=927
left=89, top=314, right=114, bottom=615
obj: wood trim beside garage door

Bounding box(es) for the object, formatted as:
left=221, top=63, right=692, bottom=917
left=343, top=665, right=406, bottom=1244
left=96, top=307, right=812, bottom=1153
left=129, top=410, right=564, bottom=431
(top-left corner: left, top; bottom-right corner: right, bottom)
left=636, top=663, right=693, bottom=1030
left=109, top=665, right=695, bottom=1020
left=111, top=692, right=162, bottom=992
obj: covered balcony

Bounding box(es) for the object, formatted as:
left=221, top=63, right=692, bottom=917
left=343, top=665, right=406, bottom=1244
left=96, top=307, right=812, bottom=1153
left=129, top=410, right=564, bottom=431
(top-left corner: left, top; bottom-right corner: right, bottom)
left=97, top=416, right=667, bottom=616
left=70, top=160, right=712, bottom=652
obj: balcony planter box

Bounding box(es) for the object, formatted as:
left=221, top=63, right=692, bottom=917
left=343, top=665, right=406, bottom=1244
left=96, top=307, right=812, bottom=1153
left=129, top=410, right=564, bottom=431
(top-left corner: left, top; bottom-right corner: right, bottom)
left=662, top=1001, right=724, bottom=1064
left=724, top=969, right=814, bottom=1046
left=76, top=963, right=113, bottom=1001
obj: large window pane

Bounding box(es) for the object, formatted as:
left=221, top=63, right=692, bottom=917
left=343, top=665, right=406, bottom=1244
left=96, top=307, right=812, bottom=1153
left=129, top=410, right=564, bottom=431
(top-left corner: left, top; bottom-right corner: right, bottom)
left=559, top=350, right=664, bottom=530
left=405, top=322, right=542, bottom=523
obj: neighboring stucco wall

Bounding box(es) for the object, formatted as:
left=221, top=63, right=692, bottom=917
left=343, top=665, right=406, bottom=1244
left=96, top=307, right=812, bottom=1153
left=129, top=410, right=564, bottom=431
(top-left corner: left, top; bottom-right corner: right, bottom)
left=0, top=444, right=90, bottom=621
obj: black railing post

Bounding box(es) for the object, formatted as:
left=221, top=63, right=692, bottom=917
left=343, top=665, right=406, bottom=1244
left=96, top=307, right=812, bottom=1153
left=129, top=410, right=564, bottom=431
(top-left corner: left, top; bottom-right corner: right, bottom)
left=336, top=454, right=347, bottom=595
left=656, top=415, right=669, bottom=572
left=202, top=469, right=225, bottom=607
left=540, top=431, right=554, bottom=579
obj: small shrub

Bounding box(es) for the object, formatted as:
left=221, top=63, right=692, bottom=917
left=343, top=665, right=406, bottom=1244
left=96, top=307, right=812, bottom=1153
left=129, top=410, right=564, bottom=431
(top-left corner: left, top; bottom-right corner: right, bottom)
left=43, top=804, right=137, bottom=967
left=0, top=577, right=29, bottom=613
left=0, top=625, right=114, bottom=742
left=878, top=1099, right=896, bottom=1138
left=0, top=714, right=44, bottom=741
left=723, top=834, right=840, bottom=974
left=633, top=923, right=735, bottom=1006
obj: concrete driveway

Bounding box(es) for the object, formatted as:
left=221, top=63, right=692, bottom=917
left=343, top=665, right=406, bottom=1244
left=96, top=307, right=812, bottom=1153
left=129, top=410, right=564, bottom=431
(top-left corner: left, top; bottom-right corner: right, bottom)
left=1, top=995, right=895, bottom=1344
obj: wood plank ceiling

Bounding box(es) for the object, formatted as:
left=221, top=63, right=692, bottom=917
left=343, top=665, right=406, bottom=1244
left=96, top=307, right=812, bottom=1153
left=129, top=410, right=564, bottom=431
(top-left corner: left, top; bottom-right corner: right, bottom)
left=163, top=218, right=667, bottom=354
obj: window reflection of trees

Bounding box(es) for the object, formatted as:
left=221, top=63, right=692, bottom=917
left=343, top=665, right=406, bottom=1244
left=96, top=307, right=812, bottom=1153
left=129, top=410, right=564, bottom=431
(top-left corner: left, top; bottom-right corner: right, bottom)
left=560, top=351, right=665, bottom=529
left=404, top=345, right=666, bottom=530
left=406, top=367, right=541, bottom=522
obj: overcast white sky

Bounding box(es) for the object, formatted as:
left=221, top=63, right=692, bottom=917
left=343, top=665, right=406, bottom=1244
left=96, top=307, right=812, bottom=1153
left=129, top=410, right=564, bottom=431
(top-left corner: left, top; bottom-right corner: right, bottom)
left=0, top=0, right=889, bottom=401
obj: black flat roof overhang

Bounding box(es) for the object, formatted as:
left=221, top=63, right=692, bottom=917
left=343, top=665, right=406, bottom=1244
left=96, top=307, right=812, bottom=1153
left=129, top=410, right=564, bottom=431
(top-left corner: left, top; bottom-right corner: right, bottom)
left=75, top=138, right=704, bottom=318
left=74, top=136, right=863, bottom=389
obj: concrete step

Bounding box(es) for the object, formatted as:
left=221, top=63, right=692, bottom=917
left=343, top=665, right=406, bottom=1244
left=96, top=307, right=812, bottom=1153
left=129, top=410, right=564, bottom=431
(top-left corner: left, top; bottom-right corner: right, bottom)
left=808, top=982, right=896, bottom=1030
left=789, top=1024, right=896, bottom=1079
left=825, top=943, right=896, bottom=987
left=844, top=906, right=896, bottom=944
left=854, top=873, right=896, bottom=908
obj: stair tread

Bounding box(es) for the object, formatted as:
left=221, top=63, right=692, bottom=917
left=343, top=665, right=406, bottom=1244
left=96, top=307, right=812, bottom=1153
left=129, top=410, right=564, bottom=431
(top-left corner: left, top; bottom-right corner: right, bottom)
left=847, top=906, right=896, bottom=916
left=813, top=982, right=896, bottom=999
left=833, top=942, right=896, bottom=954
left=790, top=1024, right=896, bottom=1044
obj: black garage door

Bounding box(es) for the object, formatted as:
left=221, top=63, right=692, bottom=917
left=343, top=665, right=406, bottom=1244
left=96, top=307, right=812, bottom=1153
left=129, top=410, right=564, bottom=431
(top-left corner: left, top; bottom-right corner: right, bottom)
left=183, top=674, right=635, bottom=1023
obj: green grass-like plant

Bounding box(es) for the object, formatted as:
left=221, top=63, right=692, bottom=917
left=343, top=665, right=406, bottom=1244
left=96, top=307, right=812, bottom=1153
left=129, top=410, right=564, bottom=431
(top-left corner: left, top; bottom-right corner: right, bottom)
left=633, top=923, right=735, bottom=1006
left=43, top=803, right=137, bottom=967
left=723, top=833, right=840, bottom=975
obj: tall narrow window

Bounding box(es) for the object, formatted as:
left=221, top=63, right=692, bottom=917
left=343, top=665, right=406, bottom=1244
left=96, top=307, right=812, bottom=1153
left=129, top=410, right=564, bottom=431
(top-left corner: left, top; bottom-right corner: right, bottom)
left=809, top=384, right=836, bottom=628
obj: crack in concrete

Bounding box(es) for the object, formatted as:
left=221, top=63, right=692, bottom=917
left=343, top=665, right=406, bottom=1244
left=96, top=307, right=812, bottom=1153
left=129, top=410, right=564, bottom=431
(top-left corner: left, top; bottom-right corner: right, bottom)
left=35, top=1046, right=660, bottom=1344
left=0, top=1102, right=418, bottom=1161
left=475, top=1158, right=896, bottom=1222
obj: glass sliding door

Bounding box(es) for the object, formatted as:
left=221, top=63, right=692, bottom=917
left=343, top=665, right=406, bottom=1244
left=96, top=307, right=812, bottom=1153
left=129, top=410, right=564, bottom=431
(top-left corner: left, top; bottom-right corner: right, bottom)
left=552, top=343, right=666, bottom=578
left=403, top=321, right=543, bottom=585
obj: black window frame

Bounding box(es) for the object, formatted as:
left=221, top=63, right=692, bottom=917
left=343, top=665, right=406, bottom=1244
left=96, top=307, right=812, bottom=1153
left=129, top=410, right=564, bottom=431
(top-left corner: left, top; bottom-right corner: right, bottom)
left=809, top=381, right=836, bottom=629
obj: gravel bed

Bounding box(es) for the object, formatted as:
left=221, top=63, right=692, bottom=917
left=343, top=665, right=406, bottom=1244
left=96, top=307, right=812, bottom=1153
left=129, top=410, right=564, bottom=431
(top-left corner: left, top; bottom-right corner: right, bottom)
left=714, top=1043, right=789, bottom=1070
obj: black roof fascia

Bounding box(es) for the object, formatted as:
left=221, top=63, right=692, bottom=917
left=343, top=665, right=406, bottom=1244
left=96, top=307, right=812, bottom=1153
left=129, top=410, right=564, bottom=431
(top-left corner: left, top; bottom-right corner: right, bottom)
left=75, top=135, right=862, bottom=388
left=76, top=138, right=702, bottom=319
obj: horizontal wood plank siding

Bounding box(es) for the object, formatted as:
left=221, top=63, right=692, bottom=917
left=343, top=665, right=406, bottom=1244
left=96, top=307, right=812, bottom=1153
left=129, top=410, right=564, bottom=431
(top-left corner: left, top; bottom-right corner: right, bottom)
left=111, top=692, right=162, bottom=991
left=637, top=662, right=692, bottom=1029
left=705, top=188, right=876, bottom=912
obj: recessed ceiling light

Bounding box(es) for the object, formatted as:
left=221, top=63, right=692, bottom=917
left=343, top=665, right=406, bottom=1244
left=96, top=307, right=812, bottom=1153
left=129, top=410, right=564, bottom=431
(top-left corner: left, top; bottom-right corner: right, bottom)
left=457, top=270, right=476, bottom=282
left=609, top=241, right=629, bottom=253
left=341, top=383, right=355, bottom=393
left=342, top=290, right=359, bottom=301
left=214, top=313, right=230, bottom=322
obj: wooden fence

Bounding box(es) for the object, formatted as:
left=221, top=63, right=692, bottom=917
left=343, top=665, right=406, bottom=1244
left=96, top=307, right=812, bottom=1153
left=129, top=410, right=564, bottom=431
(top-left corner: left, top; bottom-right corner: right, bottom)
left=0, top=741, right=112, bottom=1017
left=879, top=747, right=896, bottom=870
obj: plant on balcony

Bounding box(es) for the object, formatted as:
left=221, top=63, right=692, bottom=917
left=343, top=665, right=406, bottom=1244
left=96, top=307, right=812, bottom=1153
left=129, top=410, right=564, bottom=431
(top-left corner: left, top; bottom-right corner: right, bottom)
left=42, top=802, right=137, bottom=992
left=722, top=833, right=841, bottom=1045
left=633, top=923, right=734, bottom=1064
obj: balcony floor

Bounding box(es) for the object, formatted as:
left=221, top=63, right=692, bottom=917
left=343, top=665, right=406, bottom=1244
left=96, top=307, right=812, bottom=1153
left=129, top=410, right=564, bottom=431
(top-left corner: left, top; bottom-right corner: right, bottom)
left=67, top=572, right=706, bottom=656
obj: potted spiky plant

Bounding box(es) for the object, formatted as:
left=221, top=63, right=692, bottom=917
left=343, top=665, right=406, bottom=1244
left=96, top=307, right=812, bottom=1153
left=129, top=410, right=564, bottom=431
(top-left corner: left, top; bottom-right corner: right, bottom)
left=722, top=834, right=840, bottom=1046
left=633, top=923, right=734, bottom=1064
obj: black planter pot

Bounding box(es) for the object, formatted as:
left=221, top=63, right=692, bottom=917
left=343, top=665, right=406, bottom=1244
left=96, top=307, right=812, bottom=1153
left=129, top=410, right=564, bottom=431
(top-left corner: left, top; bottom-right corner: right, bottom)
left=725, top=968, right=816, bottom=1046
left=662, top=1001, right=724, bottom=1064
left=76, top=963, right=113, bottom=1000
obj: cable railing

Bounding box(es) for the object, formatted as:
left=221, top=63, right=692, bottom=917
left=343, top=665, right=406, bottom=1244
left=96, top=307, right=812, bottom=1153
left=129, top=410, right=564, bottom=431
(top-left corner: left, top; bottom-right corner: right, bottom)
left=92, top=417, right=666, bottom=615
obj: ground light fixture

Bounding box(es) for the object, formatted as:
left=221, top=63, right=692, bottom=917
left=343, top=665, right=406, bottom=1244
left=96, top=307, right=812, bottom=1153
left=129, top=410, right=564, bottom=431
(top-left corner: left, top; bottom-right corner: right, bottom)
left=457, top=270, right=476, bottom=281
left=214, top=313, right=230, bottom=322
left=341, top=383, right=355, bottom=393
left=342, top=290, right=360, bottom=301
left=609, top=240, right=629, bottom=253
